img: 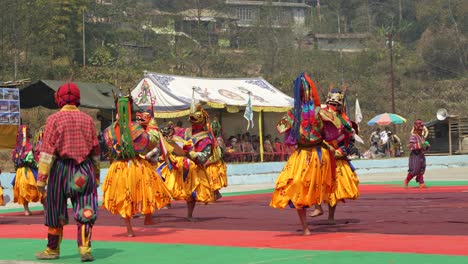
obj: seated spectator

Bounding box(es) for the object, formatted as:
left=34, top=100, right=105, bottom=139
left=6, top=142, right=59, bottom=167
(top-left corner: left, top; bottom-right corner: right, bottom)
left=348, top=137, right=361, bottom=159
left=263, top=134, right=274, bottom=161
left=251, top=135, right=260, bottom=152
left=274, top=137, right=284, bottom=161
left=217, top=135, right=227, bottom=155
left=363, top=144, right=386, bottom=159
left=225, top=136, right=242, bottom=162
left=241, top=133, right=256, bottom=162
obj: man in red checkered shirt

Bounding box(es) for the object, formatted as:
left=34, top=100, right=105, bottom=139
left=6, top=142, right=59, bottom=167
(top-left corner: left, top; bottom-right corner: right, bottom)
left=35, top=82, right=100, bottom=262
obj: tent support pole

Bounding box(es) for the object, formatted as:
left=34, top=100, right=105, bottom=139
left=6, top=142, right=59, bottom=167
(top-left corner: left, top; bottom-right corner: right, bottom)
left=259, top=111, right=264, bottom=162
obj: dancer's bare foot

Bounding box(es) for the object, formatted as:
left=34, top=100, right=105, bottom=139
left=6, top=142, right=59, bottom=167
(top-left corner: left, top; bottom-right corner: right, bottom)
left=24, top=203, right=32, bottom=216
left=186, top=217, right=198, bottom=222
left=327, top=219, right=336, bottom=225
left=309, top=208, right=323, bottom=217
left=302, top=227, right=312, bottom=236
left=124, top=217, right=135, bottom=237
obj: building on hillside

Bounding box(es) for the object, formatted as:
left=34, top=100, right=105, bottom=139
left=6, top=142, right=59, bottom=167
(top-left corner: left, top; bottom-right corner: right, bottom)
left=175, top=9, right=238, bottom=48
left=226, top=0, right=310, bottom=28
left=425, top=117, right=468, bottom=155
left=303, top=32, right=370, bottom=52
left=225, top=1, right=311, bottom=48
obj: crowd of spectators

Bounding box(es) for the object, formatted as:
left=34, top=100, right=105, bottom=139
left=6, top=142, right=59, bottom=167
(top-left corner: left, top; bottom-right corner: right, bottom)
left=97, top=127, right=294, bottom=163
left=363, top=127, right=403, bottom=159
left=223, top=133, right=294, bottom=163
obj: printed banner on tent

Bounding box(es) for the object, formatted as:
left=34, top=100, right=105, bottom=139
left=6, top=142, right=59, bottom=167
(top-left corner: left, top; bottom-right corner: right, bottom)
left=0, top=87, right=20, bottom=125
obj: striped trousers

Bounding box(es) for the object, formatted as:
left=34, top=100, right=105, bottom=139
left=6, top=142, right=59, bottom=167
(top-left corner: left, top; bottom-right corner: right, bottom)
left=45, top=159, right=97, bottom=249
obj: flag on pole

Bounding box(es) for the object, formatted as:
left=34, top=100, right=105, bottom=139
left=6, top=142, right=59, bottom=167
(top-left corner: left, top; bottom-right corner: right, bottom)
left=244, top=92, right=254, bottom=130
left=355, top=98, right=363, bottom=124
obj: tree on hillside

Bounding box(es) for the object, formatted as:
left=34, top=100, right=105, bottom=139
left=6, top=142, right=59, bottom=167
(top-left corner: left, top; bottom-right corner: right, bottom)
left=414, top=0, right=467, bottom=76
left=418, top=27, right=467, bottom=78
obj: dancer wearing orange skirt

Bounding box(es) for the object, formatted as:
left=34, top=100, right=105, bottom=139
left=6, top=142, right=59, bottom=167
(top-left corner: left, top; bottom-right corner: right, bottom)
left=270, top=72, right=339, bottom=235
left=11, top=125, right=45, bottom=216
left=182, top=104, right=217, bottom=221
left=102, top=95, right=171, bottom=237
left=205, top=117, right=227, bottom=201
left=309, top=88, right=359, bottom=224
left=157, top=121, right=191, bottom=201
left=0, top=168, right=5, bottom=206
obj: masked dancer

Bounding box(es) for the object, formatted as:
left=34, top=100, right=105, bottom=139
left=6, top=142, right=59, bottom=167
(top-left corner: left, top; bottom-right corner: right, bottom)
left=11, top=125, right=45, bottom=216
left=182, top=104, right=216, bottom=221
left=102, top=94, right=171, bottom=237
left=270, top=73, right=338, bottom=235
left=309, top=88, right=360, bottom=224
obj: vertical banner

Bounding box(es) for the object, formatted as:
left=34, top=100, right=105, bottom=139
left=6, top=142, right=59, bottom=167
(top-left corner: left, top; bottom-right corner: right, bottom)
left=0, top=87, right=20, bottom=149
left=0, top=87, right=20, bottom=125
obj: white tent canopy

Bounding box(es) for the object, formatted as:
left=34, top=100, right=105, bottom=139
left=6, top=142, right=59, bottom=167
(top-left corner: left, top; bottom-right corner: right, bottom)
left=131, top=72, right=294, bottom=118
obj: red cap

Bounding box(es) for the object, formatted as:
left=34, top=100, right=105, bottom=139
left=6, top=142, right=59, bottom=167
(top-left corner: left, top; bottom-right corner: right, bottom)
left=55, top=82, right=81, bottom=108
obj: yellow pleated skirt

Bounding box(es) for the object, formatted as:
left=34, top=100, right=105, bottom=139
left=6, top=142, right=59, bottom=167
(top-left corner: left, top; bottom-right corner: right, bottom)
left=102, top=158, right=172, bottom=218
left=13, top=167, right=44, bottom=204
left=159, top=156, right=214, bottom=204
left=206, top=160, right=228, bottom=191
left=188, top=163, right=214, bottom=204
left=325, top=159, right=360, bottom=206
left=270, top=146, right=335, bottom=209
left=0, top=186, right=4, bottom=206
left=158, top=156, right=189, bottom=200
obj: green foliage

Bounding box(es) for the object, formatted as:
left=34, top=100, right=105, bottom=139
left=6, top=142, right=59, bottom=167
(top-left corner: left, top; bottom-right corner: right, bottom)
left=418, top=27, right=467, bottom=78
left=89, top=45, right=116, bottom=66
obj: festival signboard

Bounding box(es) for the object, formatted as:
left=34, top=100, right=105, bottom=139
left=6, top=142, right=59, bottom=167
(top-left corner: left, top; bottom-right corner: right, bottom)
left=0, top=87, right=20, bottom=125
